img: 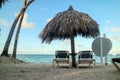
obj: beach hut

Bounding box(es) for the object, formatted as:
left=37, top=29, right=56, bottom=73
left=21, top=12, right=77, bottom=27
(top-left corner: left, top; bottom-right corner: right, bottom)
left=40, top=6, right=100, bottom=67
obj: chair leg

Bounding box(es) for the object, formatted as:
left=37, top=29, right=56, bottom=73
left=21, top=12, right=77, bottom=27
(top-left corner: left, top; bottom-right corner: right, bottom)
left=92, top=60, right=96, bottom=68
left=112, top=61, right=120, bottom=72
left=53, top=60, right=55, bottom=68
left=92, top=62, right=94, bottom=68
left=89, top=61, right=93, bottom=68
left=94, top=60, right=96, bottom=67
left=57, top=63, right=59, bottom=67
left=69, top=61, right=71, bottom=68
left=89, top=63, right=91, bottom=67
left=77, top=62, right=79, bottom=68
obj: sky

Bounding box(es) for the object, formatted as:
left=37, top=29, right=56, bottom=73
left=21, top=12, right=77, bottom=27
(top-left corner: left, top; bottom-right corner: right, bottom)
left=0, top=0, right=120, bottom=55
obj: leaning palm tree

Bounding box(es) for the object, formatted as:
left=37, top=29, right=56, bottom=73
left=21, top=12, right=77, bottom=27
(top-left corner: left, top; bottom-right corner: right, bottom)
left=40, top=6, right=100, bottom=67
left=12, top=12, right=25, bottom=59
left=1, top=5, right=24, bottom=57
left=12, top=0, right=34, bottom=58
left=0, top=0, right=7, bottom=8
left=1, top=0, right=34, bottom=57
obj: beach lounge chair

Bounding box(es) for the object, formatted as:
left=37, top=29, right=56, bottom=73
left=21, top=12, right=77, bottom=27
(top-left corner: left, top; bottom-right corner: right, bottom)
left=112, top=58, right=120, bottom=72
left=77, top=51, right=96, bottom=68
left=53, top=50, right=71, bottom=68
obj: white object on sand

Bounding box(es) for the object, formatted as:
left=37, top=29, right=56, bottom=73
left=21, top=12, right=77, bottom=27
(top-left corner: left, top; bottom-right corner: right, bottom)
left=92, top=34, right=112, bottom=65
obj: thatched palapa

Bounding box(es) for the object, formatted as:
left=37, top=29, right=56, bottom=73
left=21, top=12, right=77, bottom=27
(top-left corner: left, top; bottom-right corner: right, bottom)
left=40, top=5, right=100, bottom=67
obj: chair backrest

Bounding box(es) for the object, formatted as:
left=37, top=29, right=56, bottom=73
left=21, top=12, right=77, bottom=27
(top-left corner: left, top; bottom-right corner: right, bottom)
left=78, top=51, right=93, bottom=59
left=55, top=51, right=69, bottom=59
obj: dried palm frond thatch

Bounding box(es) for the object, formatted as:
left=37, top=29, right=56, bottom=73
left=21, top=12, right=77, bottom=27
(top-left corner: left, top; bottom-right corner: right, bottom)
left=40, top=5, right=100, bottom=67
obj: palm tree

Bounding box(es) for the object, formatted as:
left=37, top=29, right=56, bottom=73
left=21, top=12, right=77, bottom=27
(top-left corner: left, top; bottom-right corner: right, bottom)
left=1, top=2, right=26, bottom=57
left=12, top=0, right=34, bottom=58
left=1, top=0, right=34, bottom=57
left=0, top=0, right=8, bottom=8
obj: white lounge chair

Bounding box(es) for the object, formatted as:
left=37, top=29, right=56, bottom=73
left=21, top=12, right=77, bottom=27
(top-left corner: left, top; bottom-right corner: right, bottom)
left=77, top=51, right=96, bottom=68
left=53, top=50, right=71, bottom=68
left=112, top=58, right=120, bottom=72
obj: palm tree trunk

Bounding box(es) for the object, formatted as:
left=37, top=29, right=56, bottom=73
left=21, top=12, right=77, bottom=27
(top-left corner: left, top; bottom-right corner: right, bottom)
left=70, top=36, right=76, bottom=67
left=1, top=0, right=34, bottom=57
left=12, top=12, right=25, bottom=58
left=12, top=0, right=34, bottom=58
left=1, top=7, right=26, bottom=57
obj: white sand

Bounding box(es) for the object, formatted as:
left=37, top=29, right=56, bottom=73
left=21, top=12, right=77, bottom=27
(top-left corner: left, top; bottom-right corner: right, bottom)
left=0, top=57, right=120, bottom=80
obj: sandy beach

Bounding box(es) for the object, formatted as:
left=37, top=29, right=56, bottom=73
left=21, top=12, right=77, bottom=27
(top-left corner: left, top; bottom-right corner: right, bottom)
left=0, top=57, right=120, bottom=80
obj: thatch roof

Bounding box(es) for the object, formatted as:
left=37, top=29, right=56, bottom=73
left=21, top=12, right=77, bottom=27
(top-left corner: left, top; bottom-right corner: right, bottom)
left=40, top=6, right=100, bottom=43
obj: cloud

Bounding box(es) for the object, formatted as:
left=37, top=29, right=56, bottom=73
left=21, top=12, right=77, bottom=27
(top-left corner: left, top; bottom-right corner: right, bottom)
left=104, top=27, right=120, bottom=33
left=15, top=13, right=36, bottom=29
left=76, top=43, right=83, bottom=47
left=61, top=40, right=70, bottom=46
left=105, top=20, right=111, bottom=24
left=0, top=13, right=36, bottom=29
left=108, top=35, right=120, bottom=55
left=110, top=27, right=120, bottom=33
left=110, top=47, right=120, bottom=55
left=40, top=7, right=47, bottom=11
left=17, top=47, right=54, bottom=54
left=111, top=36, right=120, bottom=42
left=0, top=19, right=9, bottom=26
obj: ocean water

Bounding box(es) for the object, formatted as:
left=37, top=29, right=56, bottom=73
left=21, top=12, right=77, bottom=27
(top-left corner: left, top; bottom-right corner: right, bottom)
left=16, top=54, right=120, bottom=64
